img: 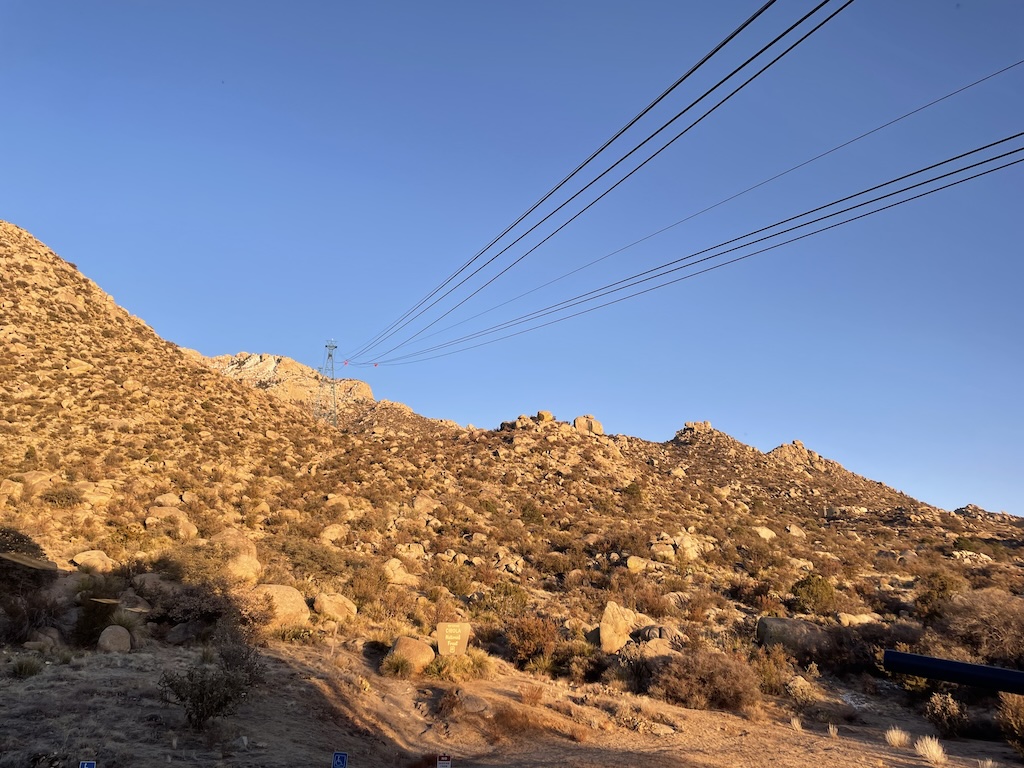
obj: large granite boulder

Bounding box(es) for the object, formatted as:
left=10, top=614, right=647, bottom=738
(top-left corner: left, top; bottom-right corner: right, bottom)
left=755, top=617, right=833, bottom=661
left=252, top=584, right=310, bottom=628
left=386, top=636, right=435, bottom=674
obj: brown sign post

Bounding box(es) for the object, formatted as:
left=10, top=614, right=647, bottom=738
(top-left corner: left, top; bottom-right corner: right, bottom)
left=436, top=622, right=471, bottom=657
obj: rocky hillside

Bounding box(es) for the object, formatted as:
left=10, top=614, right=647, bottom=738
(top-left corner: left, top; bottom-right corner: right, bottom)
left=2, top=219, right=1024, bottom=768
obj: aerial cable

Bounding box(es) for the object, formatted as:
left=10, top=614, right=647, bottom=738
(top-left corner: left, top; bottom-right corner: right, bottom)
left=351, top=0, right=844, bottom=362
left=380, top=137, right=1024, bottom=360
left=343, top=0, right=781, bottom=362
left=374, top=154, right=1024, bottom=366
left=407, top=58, right=1024, bottom=345
left=356, top=0, right=854, bottom=363
left=371, top=137, right=1023, bottom=363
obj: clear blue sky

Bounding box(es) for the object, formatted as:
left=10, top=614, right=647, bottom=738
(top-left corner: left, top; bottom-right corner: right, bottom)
left=3, top=1, right=1022, bottom=515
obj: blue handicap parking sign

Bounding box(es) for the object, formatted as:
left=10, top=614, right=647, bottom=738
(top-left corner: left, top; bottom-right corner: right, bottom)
left=80, top=762, right=97, bottom=768
left=332, top=752, right=348, bottom=768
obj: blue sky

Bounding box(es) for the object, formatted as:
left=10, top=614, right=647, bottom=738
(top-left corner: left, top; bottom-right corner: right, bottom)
left=2, top=1, right=1022, bottom=515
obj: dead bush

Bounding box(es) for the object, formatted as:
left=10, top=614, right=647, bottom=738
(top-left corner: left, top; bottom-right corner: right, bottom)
left=649, top=648, right=761, bottom=713
left=925, top=692, right=967, bottom=737
left=998, top=692, right=1024, bottom=758
left=506, top=616, right=559, bottom=667
left=939, top=589, right=1024, bottom=668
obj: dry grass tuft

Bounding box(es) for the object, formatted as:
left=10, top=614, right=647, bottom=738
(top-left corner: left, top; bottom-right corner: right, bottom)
left=790, top=716, right=803, bottom=732
left=827, top=722, right=839, bottom=739
left=519, top=683, right=544, bottom=707
left=885, top=725, right=910, bottom=748
left=914, top=735, right=947, bottom=765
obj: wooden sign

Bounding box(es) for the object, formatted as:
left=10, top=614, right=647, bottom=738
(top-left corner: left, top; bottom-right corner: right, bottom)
left=437, top=622, right=471, bottom=657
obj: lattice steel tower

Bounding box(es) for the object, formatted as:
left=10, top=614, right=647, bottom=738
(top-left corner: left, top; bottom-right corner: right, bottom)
left=314, top=339, right=339, bottom=427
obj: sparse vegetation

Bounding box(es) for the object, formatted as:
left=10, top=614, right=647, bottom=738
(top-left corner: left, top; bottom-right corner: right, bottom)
left=885, top=725, right=911, bottom=748
left=914, top=735, right=947, bottom=765
left=2, top=219, right=1024, bottom=765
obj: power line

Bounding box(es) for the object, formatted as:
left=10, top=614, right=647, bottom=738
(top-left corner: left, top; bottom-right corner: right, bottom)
left=367, top=136, right=1023, bottom=364
left=378, top=155, right=1024, bottom=365
left=403, top=58, right=1024, bottom=347
left=349, top=0, right=852, bottom=363
left=343, top=0, right=780, bottom=362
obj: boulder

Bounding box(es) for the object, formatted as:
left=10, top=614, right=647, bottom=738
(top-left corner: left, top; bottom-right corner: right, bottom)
left=752, top=526, right=777, bottom=541
left=573, top=415, right=604, bottom=436
left=396, top=542, right=427, bottom=559
left=600, top=601, right=639, bottom=654
left=755, top=617, right=833, bottom=661
left=320, top=523, right=348, bottom=546
left=210, top=528, right=262, bottom=583
left=386, top=636, right=435, bottom=674
left=383, top=558, right=420, bottom=586
left=145, top=507, right=198, bottom=539
left=72, top=549, right=115, bottom=573
left=166, top=620, right=207, bottom=645
left=313, top=593, right=358, bottom=622
left=837, top=612, right=882, bottom=627
left=536, top=410, right=555, bottom=422
left=97, top=625, right=131, bottom=653
left=252, top=584, right=310, bottom=628
left=153, top=492, right=182, bottom=507
left=786, top=524, right=807, bottom=539
left=649, top=541, right=676, bottom=563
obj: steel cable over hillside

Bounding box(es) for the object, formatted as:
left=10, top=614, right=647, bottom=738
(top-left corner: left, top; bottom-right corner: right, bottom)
left=343, top=0, right=781, bottom=363
left=403, top=58, right=1024, bottom=347
left=363, top=133, right=1024, bottom=365
left=347, top=0, right=852, bottom=364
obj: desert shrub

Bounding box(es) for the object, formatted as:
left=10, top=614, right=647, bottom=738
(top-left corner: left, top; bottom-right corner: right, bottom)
left=347, top=563, right=390, bottom=608
left=552, top=639, right=605, bottom=684
left=750, top=644, right=798, bottom=696
left=478, top=581, right=529, bottom=620
left=38, top=482, right=83, bottom=508
left=505, top=616, right=559, bottom=667
left=939, top=589, right=1024, bottom=668
left=159, top=665, right=243, bottom=730
left=649, top=649, right=761, bottom=713
left=426, top=562, right=474, bottom=597
left=0, top=591, right=64, bottom=644
left=423, top=648, right=493, bottom=682
left=10, top=655, right=43, bottom=678
left=617, top=644, right=656, bottom=694
left=380, top=653, right=413, bottom=679
left=925, top=692, right=967, bottom=737
left=608, top=571, right=675, bottom=619
left=914, top=568, right=968, bottom=620
left=158, top=630, right=263, bottom=730
left=791, top=574, right=838, bottom=615
left=997, top=692, right=1024, bottom=758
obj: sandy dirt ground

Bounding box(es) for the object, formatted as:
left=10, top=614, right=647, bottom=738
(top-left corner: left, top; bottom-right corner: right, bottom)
left=1, top=641, right=1018, bottom=767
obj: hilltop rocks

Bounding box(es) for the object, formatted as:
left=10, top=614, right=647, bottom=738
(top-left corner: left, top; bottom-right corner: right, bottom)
left=573, top=415, right=604, bottom=436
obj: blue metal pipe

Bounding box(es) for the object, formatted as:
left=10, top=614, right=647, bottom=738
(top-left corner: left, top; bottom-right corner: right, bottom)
left=883, top=649, right=1024, bottom=695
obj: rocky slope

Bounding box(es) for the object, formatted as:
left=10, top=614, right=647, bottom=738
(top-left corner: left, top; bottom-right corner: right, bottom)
left=2, top=219, right=1023, bottom=768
